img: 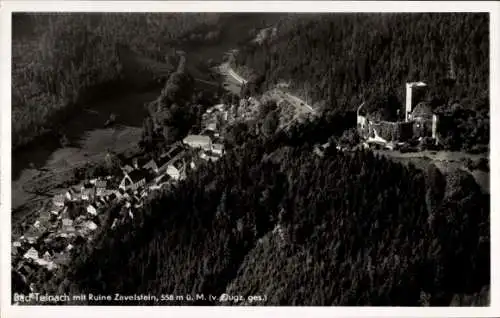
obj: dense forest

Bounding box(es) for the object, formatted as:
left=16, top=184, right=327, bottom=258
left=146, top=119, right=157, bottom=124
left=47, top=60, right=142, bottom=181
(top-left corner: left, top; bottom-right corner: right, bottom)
left=12, top=13, right=220, bottom=150
left=11, top=13, right=291, bottom=151
left=233, top=13, right=489, bottom=151
left=33, top=109, right=489, bottom=306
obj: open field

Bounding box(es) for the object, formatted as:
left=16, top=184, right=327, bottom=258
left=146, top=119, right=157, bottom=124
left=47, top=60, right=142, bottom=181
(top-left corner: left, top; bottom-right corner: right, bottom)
left=374, top=149, right=490, bottom=194
left=12, top=126, right=142, bottom=222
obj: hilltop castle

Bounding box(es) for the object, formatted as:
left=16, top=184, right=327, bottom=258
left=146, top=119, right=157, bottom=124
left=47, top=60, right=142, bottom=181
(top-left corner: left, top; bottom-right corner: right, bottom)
left=357, top=82, right=439, bottom=149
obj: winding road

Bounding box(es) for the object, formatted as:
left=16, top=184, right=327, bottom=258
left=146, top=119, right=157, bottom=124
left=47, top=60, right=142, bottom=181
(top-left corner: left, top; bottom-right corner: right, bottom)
left=221, top=60, right=316, bottom=129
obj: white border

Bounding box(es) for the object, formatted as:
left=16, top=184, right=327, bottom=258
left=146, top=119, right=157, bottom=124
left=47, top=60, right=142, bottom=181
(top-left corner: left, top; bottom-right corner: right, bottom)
left=1, top=1, right=499, bottom=318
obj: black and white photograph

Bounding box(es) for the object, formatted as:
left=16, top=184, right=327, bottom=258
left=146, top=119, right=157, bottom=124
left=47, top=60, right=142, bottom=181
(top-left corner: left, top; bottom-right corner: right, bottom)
left=1, top=1, right=499, bottom=317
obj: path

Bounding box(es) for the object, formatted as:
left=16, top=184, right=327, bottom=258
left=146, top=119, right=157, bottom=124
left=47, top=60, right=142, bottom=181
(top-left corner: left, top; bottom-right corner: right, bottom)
left=219, top=62, right=248, bottom=85
left=222, top=62, right=316, bottom=121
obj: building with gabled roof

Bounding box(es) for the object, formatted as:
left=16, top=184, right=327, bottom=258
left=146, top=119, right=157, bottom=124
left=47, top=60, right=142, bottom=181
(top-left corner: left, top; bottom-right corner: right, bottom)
left=119, top=169, right=148, bottom=191
left=183, top=135, right=212, bottom=151
left=166, top=157, right=187, bottom=180
left=156, top=155, right=171, bottom=174
left=162, top=142, right=185, bottom=160
left=23, top=247, right=39, bottom=261
left=155, top=173, right=171, bottom=184
left=143, top=159, right=159, bottom=173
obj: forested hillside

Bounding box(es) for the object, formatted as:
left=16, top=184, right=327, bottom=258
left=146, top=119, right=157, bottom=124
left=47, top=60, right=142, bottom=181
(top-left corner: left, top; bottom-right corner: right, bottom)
left=14, top=13, right=490, bottom=307
left=36, top=113, right=489, bottom=306
left=12, top=13, right=220, bottom=150
left=233, top=13, right=489, bottom=151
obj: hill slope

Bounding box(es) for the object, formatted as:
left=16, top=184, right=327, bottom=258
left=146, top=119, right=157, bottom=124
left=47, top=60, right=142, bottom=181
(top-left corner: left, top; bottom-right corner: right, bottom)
left=232, top=13, right=489, bottom=151
left=37, top=120, right=489, bottom=306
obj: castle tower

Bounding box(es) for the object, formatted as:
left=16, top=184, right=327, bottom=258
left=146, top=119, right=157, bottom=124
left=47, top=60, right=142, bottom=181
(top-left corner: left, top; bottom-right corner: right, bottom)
left=432, top=113, right=439, bottom=144
left=405, top=82, right=427, bottom=122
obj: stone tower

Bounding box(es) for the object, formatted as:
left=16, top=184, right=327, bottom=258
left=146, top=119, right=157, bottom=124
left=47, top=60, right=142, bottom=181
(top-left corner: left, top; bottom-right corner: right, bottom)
left=405, top=82, right=427, bottom=122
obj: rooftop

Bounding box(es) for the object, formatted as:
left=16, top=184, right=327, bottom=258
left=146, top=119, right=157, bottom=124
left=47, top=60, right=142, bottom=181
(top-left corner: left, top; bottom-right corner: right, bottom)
left=128, top=169, right=148, bottom=183
left=143, top=159, right=158, bottom=170
left=183, top=135, right=211, bottom=145
left=163, top=144, right=184, bottom=160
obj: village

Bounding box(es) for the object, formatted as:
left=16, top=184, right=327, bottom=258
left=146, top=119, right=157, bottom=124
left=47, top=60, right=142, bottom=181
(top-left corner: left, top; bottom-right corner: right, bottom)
left=11, top=69, right=486, bottom=299
left=11, top=94, right=262, bottom=296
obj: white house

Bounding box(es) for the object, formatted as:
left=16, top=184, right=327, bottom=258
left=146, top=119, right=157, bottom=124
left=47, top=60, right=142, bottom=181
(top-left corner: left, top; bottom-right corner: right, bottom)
left=183, top=135, right=212, bottom=151
left=206, top=122, right=217, bottom=132
left=156, top=156, right=171, bottom=174
left=23, top=247, right=39, bottom=261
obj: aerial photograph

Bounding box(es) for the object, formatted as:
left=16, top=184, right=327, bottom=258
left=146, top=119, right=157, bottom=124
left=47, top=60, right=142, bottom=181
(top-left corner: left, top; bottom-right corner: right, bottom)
left=10, top=11, right=490, bottom=307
